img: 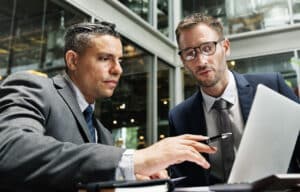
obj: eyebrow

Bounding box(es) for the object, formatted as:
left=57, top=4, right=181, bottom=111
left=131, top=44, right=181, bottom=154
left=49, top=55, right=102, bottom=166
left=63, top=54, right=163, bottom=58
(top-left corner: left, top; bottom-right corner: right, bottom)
left=181, top=40, right=217, bottom=51
left=97, top=52, right=122, bottom=57
left=96, top=52, right=124, bottom=60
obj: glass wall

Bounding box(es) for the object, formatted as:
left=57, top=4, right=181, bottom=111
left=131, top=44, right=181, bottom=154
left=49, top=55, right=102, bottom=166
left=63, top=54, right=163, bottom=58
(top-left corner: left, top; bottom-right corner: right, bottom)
left=228, top=52, right=298, bottom=95
left=98, top=38, right=152, bottom=149
left=119, top=0, right=151, bottom=23
left=0, top=0, right=13, bottom=77
left=119, top=0, right=170, bottom=37
left=182, top=0, right=296, bottom=35
left=293, top=0, right=300, bottom=23
left=157, top=0, right=169, bottom=37
left=157, top=59, right=172, bottom=140
left=182, top=0, right=227, bottom=32
left=294, top=50, right=300, bottom=95
left=0, top=0, right=90, bottom=78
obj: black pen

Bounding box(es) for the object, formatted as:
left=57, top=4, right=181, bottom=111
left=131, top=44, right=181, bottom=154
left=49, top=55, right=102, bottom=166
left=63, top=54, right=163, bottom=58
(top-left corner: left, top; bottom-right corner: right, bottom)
left=203, top=132, right=232, bottom=144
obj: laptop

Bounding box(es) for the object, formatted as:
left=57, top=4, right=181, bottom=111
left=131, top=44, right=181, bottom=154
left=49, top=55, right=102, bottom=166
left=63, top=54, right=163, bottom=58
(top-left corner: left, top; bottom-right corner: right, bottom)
left=227, top=84, right=300, bottom=184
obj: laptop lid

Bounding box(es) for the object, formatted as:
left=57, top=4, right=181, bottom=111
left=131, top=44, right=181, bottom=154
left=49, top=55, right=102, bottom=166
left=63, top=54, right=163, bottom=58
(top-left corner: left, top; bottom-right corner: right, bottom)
left=228, top=84, right=300, bottom=184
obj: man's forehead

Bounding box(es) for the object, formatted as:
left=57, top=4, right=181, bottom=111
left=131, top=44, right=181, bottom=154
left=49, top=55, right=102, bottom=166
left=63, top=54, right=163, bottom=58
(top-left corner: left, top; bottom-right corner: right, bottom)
left=179, top=24, right=219, bottom=45
left=94, top=37, right=122, bottom=48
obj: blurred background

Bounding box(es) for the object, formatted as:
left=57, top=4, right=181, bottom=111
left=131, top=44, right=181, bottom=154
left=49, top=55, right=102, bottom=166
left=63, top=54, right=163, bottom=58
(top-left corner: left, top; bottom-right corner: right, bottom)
left=0, top=0, right=300, bottom=149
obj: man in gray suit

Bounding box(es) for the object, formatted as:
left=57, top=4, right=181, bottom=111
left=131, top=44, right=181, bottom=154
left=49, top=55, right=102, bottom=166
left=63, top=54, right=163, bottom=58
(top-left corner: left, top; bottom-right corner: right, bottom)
left=0, top=22, right=216, bottom=192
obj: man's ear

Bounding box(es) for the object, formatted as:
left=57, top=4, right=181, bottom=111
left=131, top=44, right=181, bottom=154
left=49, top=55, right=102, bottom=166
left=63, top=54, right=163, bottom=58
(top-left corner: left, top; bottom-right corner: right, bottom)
left=223, top=38, right=231, bottom=57
left=65, top=50, right=78, bottom=71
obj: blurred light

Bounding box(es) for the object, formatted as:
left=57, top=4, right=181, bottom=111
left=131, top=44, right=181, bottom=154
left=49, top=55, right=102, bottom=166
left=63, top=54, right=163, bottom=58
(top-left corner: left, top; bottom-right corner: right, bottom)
left=0, top=48, right=9, bottom=54
left=119, top=103, right=126, bottom=109
left=230, top=60, right=236, bottom=67
left=113, top=120, right=118, bottom=124
left=26, top=70, right=48, bottom=77
left=139, top=135, right=144, bottom=140
left=159, top=134, right=165, bottom=139
left=163, top=100, right=168, bottom=105
left=130, top=118, right=135, bottom=123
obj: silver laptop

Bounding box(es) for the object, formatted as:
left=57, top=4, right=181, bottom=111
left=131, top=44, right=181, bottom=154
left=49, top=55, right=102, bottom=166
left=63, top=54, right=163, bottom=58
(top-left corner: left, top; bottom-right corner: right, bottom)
left=228, top=84, right=300, bottom=184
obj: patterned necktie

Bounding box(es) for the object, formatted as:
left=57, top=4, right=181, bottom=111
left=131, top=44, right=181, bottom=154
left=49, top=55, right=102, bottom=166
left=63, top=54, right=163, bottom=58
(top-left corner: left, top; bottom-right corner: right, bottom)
left=83, top=105, right=96, bottom=143
left=212, top=99, right=235, bottom=181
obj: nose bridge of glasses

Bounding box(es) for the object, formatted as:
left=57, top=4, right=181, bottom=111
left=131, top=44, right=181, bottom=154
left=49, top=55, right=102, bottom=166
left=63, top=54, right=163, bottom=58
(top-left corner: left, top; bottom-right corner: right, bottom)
left=196, top=44, right=211, bottom=57
left=186, top=47, right=208, bottom=62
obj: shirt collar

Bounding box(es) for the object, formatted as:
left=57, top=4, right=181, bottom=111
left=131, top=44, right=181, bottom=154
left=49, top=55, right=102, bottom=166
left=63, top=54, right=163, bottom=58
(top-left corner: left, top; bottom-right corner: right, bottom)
left=64, top=73, right=95, bottom=112
left=201, top=70, right=236, bottom=112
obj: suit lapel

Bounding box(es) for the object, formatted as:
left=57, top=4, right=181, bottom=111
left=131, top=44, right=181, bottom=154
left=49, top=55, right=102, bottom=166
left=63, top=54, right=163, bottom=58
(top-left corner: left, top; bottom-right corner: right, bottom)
left=94, top=119, right=113, bottom=145
left=232, top=71, right=255, bottom=123
left=190, top=91, right=210, bottom=179
left=52, top=74, right=94, bottom=143
left=189, top=91, right=207, bottom=136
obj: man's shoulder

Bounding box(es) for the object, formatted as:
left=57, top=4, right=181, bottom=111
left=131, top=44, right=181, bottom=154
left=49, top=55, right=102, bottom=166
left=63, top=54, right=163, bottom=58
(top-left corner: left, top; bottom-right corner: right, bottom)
left=234, top=71, right=282, bottom=86
left=1, top=71, right=58, bottom=94
left=170, top=91, right=200, bottom=114
left=242, top=72, right=279, bottom=79
left=3, top=71, right=49, bottom=83
left=235, top=71, right=279, bottom=80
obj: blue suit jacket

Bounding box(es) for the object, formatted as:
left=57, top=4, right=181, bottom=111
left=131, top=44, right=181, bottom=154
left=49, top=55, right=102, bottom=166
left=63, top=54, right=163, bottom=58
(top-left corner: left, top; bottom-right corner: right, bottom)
left=169, top=71, right=300, bottom=186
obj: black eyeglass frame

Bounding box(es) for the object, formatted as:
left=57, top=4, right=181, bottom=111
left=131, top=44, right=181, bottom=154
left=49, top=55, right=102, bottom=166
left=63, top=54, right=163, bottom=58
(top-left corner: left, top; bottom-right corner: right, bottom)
left=178, top=38, right=225, bottom=61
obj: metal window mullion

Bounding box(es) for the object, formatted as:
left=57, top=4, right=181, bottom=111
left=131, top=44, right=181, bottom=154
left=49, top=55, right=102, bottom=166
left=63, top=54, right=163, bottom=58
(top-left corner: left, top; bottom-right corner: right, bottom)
left=146, top=55, right=158, bottom=145
left=149, top=0, right=157, bottom=28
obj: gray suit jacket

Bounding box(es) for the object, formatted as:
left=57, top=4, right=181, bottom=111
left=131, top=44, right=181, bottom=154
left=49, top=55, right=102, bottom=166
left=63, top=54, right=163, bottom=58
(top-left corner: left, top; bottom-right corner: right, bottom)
left=0, top=72, right=125, bottom=192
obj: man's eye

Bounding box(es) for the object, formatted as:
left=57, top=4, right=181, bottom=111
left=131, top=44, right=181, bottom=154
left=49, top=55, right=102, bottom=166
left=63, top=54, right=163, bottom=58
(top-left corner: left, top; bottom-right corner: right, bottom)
left=184, top=49, right=195, bottom=56
left=99, top=56, right=110, bottom=61
left=202, top=45, right=212, bottom=53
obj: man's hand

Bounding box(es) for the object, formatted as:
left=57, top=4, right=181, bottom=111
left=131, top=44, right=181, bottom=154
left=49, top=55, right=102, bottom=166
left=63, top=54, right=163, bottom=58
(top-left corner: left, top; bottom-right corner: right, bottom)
left=135, top=169, right=169, bottom=180
left=133, top=134, right=217, bottom=176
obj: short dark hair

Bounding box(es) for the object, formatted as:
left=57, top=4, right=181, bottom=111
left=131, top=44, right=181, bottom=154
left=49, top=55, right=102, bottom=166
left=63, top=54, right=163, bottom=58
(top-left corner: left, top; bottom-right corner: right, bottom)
left=64, top=21, right=121, bottom=56
left=175, top=13, right=224, bottom=45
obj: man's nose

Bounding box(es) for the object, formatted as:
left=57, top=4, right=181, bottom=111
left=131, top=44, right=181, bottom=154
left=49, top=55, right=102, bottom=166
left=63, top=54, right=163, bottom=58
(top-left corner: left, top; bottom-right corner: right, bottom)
left=195, top=51, right=208, bottom=66
left=111, top=60, right=123, bottom=75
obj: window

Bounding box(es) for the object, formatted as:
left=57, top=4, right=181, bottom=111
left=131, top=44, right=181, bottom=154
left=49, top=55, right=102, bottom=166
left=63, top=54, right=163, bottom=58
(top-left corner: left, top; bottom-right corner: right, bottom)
left=157, top=59, right=172, bottom=140
left=182, top=0, right=227, bottom=33
left=43, top=2, right=90, bottom=70
left=0, top=0, right=89, bottom=76
left=157, top=0, right=169, bottom=37
left=119, top=0, right=150, bottom=23
left=0, top=0, right=13, bottom=77
left=228, top=52, right=298, bottom=95
left=98, top=39, right=152, bottom=149
left=293, top=0, right=300, bottom=23
left=181, top=0, right=293, bottom=35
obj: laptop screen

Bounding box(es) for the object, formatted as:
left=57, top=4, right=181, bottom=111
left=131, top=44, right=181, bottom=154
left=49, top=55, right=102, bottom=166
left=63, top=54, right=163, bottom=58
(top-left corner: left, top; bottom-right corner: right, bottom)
left=228, top=84, right=300, bottom=184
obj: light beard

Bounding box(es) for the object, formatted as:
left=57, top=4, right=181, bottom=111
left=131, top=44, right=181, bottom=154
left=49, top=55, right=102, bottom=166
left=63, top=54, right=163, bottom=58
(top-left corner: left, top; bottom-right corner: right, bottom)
left=198, top=77, right=219, bottom=88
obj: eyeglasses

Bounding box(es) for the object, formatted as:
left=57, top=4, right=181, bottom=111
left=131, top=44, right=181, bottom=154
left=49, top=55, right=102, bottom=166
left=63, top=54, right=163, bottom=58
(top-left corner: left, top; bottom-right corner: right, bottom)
left=178, top=38, right=224, bottom=62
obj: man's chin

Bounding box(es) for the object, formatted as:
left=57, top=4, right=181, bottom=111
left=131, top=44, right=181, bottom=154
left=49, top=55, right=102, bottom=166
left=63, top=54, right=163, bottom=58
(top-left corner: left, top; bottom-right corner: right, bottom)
left=198, top=78, right=218, bottom=88
left=97, top=91, right=114, bottom=99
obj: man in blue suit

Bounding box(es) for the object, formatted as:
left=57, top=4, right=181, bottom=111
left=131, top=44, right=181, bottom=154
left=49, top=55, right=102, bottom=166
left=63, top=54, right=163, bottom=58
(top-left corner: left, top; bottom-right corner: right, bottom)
left=169, top=13, right=300, bottom=186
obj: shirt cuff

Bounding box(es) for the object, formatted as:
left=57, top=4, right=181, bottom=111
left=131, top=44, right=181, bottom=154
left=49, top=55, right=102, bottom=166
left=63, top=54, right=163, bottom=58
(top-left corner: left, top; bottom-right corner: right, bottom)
left=115, top=149, right=136, bottom=180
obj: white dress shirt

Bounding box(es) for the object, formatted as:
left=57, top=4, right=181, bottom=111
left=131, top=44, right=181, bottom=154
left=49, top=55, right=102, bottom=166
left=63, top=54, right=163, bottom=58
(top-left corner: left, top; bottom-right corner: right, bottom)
left=64, top=73, right=135, bottom=180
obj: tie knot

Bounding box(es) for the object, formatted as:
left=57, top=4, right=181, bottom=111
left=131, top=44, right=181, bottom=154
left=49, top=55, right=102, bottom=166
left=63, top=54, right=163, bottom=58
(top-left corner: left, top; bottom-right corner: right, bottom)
left=213, top=99, right=231, bottom=111
left=84, top=105, right=93, bottom=118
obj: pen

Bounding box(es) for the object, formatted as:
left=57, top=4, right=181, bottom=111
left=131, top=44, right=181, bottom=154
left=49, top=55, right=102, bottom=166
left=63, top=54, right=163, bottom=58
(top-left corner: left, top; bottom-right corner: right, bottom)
left=203, top=132, right=232, bottom=144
